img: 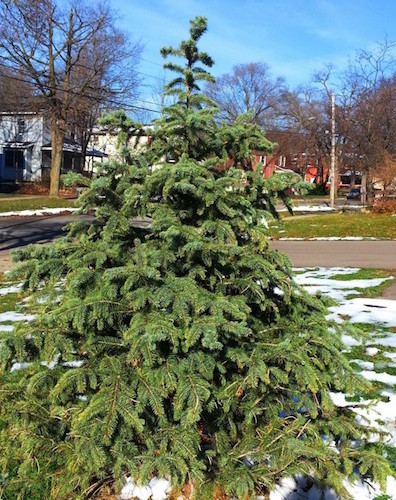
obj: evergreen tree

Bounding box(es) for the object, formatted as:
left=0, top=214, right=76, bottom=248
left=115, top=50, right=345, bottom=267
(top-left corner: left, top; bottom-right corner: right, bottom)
left=0, top=16, right=391, bottom=499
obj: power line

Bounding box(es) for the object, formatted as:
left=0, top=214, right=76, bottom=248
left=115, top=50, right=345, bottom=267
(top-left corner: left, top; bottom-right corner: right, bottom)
left=0, top=64, right=163, bottom=115
left=140, top=57, right=164, bottom=68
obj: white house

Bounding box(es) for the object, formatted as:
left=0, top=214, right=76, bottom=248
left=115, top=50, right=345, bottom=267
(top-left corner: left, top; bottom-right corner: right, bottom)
left=0, top=111, right=101, bottom=185
left=86, top=124, right=152, bottom=174
left=0, top=112, right=47, bottom=183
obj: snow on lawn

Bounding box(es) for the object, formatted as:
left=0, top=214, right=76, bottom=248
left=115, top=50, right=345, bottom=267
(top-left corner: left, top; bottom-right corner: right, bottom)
left=277, top=204, right=364, bottom=214
left=0, top=311, right=35, bottom=323
left=0, top=283, right=23, bottom=295
left=0, top=207, right=78, bottom=217
left=1, top=267, right=396, bottom=500
left=294, top=266, right=394, bottom=302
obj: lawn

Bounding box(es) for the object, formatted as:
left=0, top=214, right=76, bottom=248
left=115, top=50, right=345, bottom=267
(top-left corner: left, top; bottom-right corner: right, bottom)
left=0, top=196, right=77, bottom=214
left=270, top=212, right=396, bottom=240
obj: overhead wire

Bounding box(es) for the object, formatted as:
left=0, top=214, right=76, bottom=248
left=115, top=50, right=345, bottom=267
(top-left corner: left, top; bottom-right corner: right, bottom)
left=0, top=64, right=163, bottom=115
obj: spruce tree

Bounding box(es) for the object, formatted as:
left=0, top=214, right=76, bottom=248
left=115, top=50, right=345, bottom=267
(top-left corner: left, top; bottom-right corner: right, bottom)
left=0, top=16, right=391, bottom=499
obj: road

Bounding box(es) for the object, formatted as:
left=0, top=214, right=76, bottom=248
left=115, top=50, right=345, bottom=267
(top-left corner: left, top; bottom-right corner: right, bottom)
left=0, top=213, right=86, bottom=250
left=270, top=240, right=396, bottom=269
left=0, top=213, right=91, bottom=272
left=1, top=214, right=396, bottom=297
left=0, top=213, right=150, bottom=273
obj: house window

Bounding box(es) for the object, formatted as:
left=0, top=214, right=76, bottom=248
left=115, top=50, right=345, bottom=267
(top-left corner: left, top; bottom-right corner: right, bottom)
left=17, top=118, right=25, bottom=135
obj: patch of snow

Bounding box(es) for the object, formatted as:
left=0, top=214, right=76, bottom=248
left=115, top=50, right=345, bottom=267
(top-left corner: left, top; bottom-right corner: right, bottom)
left=269, top=476, right=337, bottom=500
left=294, top=267, right=361, bottom=277
left=296, top=277, right=390, bottom=290
left=350, top=360, right=374, bottom=370
left=328, top=298, right=396, bottom=327
left=41, top=360, right=58, bottom=369
left=330, top=392, right=366, bottom=407
left=63, top=360, right=85, bottom=368
left=260, top=216, right=268, bottom=229
left=365, top=347, right=379, bottom=356
left=118, top=478, right=136, bottom=500
left=295, top=270, right=393, bottom=302
left=372, top=334, right=396, bottom=348
left=342, top=475, right=396, bottom=500
left=359, top=370, right=396, bottom=385
left=0, top=208, right=78, bottom=217
left=0, top=284, right=22, bottom=295
left=353, top=391, right=396, bottom=447
left=279, top=205, right=335, bottom=212
left=0, top=324, right=14, bottom=332
left=269, top=470, right=396, bottom=500
left=118, top=477, right=170, bottom=500
left=149, top=478, right=172, bottom=500
left=10, top=362, right=31, bottom=372
left=341, top=334, right=363, bottom=348
left=0, top=311, right=35, bottom=322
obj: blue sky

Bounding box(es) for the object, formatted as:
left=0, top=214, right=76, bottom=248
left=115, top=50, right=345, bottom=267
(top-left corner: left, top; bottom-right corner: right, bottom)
left=111, top=0, right=396, bottom=113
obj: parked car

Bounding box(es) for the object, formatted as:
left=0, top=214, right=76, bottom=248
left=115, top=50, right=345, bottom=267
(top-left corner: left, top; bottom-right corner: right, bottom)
left=345, top=188, right=361, bottom=200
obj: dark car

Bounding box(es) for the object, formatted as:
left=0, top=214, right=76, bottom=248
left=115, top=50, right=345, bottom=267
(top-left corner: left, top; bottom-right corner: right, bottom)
left=345, top=188, right=361, bottom=200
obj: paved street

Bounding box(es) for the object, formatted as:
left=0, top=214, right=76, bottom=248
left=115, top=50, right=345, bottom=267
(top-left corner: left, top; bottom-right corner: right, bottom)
left=1, top=214, right=396, bottom=298
left=0, top=213, right=150, bottom=273
left=0, top=214, right=91, bottom=272
left=0, top=213, right=84, bottom=251
left=270, top=239, right=396, bottom=269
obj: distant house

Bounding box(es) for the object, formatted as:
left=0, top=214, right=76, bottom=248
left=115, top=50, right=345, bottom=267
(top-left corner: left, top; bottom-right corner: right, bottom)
left=0, top=111, right=102, bottom=184
left=86, top=125, right=151, bottom=174
left=0, top=112, right=45, bottom=183
left=250, top=151, right=296, bottom=177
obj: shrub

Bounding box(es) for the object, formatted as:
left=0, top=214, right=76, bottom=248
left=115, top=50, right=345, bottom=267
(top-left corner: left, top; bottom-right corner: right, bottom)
left=371, top=198, right=396, bottom=214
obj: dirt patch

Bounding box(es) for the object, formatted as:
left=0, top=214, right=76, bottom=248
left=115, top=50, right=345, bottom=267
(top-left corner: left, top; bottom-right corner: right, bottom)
left=0, top=250, right=17, bottom=275
left=380, top=277, right=396, bottom=300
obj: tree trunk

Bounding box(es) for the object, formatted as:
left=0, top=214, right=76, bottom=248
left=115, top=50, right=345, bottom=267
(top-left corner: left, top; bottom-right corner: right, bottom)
left=350, top=170, right=356, bottom=188
left=361, top=171, right=368, bottom=204
left=49, top=118, right=65, bottom=197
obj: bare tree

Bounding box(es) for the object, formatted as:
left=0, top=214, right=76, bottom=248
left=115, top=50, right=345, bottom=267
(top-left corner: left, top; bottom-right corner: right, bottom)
left=0, top=67, right=38, bottom=111
left=0, top=0, right=142, bottom=196
left=279, top=84, right=334, bottom=190
left=314, top=40, right=396, bottom=202
left=206, top=62, right=286, bottom=129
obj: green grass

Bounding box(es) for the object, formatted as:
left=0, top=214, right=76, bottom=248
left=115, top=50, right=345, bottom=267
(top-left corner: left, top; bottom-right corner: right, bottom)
left=331, top=269, right=393, bottom=281
left=346, top=283, right=394, bottom=299
left=329, top=269, right=395, bottom=298
left=0, top=196, right=76, bottom=214
left=270, top=213, right=396, bottom=240
left=348, top=323, right=396, bottom=335
left=0, top=293, right=20, bottom=314
left=299, top=269, right=395, bottom=299
left=0, top=273, right=22, bottom=313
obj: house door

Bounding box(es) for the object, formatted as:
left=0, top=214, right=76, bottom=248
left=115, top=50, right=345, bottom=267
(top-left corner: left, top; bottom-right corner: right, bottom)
left=4, top=149, right=25, bottom=181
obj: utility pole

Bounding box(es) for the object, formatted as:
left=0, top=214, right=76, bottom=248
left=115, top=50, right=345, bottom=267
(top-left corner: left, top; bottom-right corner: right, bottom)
left=330, top=93, right=336, bottom=207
